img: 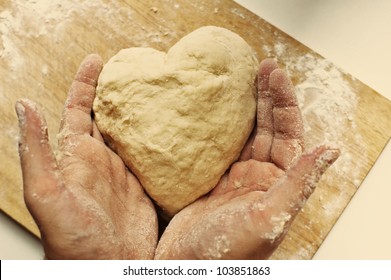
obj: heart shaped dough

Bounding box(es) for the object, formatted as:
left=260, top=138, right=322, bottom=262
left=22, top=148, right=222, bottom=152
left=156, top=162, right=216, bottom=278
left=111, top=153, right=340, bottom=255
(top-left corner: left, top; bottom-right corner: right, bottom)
left=93, top=26, right=259, bottom=216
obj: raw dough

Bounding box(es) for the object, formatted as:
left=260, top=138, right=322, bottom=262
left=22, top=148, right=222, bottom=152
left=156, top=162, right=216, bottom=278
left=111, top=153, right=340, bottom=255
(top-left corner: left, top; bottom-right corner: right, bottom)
left=93, top=26, right=259, bottom=216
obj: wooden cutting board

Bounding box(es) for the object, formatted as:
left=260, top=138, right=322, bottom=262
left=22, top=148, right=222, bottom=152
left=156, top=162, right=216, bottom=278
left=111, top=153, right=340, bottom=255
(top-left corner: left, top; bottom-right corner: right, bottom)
left=1, top=0, right=390, bottom=259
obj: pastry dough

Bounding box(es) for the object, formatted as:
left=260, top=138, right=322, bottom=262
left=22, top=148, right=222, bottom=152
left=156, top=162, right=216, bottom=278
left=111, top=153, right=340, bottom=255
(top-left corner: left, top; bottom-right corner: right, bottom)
left=93, top=26, right=258, bottom=216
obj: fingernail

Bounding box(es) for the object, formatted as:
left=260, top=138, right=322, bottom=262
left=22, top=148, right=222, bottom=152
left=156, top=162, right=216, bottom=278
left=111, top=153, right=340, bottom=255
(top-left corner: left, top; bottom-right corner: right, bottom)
left=15, top=101, right=26, bottom=128
left=304, top=148, right=340, bottom=193
left=15, top=101, right=28, bottom=154
left=315, top=148, right=340, bottom=172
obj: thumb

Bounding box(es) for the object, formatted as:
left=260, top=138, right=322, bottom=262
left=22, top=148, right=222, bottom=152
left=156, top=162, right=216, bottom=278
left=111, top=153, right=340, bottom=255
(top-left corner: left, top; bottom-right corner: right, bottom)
left=267, top=145, right=340, bottom=216
left=15, top=99, right=63, bottom=216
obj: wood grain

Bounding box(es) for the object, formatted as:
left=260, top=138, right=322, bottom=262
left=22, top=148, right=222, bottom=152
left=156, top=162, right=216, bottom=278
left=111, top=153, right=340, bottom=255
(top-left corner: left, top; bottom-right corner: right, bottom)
left=1, top=0, right=390, bottom=259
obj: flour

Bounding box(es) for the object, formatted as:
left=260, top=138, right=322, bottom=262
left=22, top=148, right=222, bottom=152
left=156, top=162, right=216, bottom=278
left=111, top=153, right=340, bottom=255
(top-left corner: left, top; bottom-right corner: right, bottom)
left=41, top=64, right=49, bottom=76
left=296, top=55, right=367, bottom=189
left=292, top=244, right=313, bottom=260
left=263, top=43, right=368, bottom=259
left=1, top=0, right=70, bottom=69
left=264, top=45, right=367, bottom=193
left=319, top=191, right=347, bottom=218
left=204, top=235, right=231, bottom=259
left=0, top=0, right=136, bottom=72
left=274, top=41, right=286, bottom=57
left=231, top=8, right=246, bottom=19
left=263, top=212, right=291, bottom=242
left=0, top=9, right=25, bottom=71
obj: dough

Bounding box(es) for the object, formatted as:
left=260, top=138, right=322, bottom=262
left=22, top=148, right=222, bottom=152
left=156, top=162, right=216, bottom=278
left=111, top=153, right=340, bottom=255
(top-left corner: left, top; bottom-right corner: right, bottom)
left=93, top=26, right=259, bottom=216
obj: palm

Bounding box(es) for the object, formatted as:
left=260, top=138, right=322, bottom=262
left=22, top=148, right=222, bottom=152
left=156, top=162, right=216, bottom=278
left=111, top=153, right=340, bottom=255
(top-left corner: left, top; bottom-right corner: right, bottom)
left=16, top=55, right=157, bottom=259
left=43, top=134, right=157, bottom=260
left=156, top=162, right=283, bottom=259
left=155, top=59, right=339, bottom=259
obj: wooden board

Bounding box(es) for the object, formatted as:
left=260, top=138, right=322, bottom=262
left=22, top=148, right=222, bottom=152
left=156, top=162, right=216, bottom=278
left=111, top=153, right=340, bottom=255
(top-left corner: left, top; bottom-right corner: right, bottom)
left=1, top=0, right=390, bottom=259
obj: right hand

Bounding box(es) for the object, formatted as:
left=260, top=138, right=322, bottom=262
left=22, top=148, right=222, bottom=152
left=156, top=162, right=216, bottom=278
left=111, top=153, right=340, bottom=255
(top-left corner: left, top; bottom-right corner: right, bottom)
left=15, top=54, right=158, bottom=260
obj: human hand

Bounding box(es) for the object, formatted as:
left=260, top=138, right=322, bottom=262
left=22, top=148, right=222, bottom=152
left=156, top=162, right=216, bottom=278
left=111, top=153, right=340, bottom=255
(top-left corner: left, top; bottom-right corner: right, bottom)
left=15, top=54, right=158, bottom=260
left=155, top=59, right=340, bottom=259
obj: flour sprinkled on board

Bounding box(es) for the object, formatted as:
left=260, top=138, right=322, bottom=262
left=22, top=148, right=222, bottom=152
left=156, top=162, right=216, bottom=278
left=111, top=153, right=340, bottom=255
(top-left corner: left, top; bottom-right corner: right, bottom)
left=266, top=42, right=369, bottom=259
left=1, top=0, right=176, bottom=157
left=265, top=44, right=368, bottom=192
left=0, top=9, right=25, bottom=71
left=231, top=8, right=246, bottom=19
left=1, top=0, right=72, bottom=69
left=294, top=53, right=367, bottom=190
left=0, top=0, right=163, bottom=74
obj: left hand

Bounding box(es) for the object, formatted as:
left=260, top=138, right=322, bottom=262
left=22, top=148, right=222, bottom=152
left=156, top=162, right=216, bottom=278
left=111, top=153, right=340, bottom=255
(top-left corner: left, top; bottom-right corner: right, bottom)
left=155, top=59, right=339, bottom=259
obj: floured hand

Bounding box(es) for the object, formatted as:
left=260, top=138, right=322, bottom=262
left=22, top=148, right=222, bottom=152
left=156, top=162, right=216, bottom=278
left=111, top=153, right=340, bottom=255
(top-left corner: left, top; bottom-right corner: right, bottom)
left=154, top=59, right=340, bottom=259
left=15, top=55, right=158, bottom=260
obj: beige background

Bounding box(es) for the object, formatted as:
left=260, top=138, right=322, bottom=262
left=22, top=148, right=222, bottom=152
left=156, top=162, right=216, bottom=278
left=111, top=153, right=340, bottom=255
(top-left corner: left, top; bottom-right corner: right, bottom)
left=1, top=0, right=390, bottom=259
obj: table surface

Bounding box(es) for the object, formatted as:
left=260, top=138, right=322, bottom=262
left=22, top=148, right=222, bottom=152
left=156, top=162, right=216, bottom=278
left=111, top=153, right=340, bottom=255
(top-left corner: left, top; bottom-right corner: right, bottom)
left=1, top=0, right=390, bottom=259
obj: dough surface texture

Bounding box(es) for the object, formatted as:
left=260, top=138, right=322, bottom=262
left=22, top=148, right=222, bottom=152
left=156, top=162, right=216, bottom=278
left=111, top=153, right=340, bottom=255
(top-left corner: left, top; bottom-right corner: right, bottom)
left=93, top=26, right=258, bottom=216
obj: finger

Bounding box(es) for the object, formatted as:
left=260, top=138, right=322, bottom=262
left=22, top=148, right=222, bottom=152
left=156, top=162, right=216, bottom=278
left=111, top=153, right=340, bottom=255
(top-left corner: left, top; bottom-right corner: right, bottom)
left=15, top=99, right=63, bottom=210
left=239, top=128, right=255, bottom=161
left=251, top=58, right=279, bottom=162
left=92, top=121, right=105, bottom=143
left=58, top=54, right=103, bottom=144
left=267, top=146, right=340, bottom=217
left=269, top=69, right=304, bottom=170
